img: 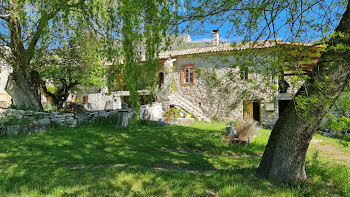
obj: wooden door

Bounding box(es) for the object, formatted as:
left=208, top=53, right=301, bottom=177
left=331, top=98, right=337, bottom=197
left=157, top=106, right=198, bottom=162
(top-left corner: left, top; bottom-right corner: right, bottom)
left=243, top=100, right=253, bottom=120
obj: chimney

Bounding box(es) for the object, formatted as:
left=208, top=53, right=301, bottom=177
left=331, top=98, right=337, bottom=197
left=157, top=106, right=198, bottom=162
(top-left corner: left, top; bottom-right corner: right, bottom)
left=212, top=30, right=219, bottom=46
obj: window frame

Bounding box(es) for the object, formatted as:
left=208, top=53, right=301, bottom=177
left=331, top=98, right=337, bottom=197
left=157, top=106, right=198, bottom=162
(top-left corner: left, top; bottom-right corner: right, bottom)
left=181, top=64, right=195, bottom=85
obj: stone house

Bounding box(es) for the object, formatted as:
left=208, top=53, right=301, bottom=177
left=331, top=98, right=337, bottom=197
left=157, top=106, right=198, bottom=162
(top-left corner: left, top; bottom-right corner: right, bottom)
left=0, top=31, right=320, bottom=127
left=152, top=31, right=320, bottom=126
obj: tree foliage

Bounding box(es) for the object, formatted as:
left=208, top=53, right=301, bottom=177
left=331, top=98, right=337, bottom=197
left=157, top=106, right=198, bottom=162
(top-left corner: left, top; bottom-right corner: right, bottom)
left=0, top=0, right=115, bottom=109
left=104, top=0, right=179, bottom=109
left=0, top=0, right=179, bottom=110
left=181, top=0, right=350, bottom=184
left=33, top=32, right=105, bottom=109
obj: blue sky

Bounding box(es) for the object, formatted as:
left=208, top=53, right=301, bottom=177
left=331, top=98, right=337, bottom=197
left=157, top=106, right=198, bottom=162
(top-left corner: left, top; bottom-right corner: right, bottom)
left=183, top=0, right=346, bottom=43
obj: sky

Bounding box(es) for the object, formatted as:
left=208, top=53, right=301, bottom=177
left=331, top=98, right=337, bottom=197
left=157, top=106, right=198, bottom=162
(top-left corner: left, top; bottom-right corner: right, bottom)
left=182, top=0, right=345, bottom=43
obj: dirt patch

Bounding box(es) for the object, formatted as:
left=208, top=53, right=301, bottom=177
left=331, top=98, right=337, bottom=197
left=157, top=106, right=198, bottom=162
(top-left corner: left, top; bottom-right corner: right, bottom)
left=311, top=139, right=324, bottom=144
left=160, top=147, right=261, bottom=158
left=310, top=143, right=350, bottom=165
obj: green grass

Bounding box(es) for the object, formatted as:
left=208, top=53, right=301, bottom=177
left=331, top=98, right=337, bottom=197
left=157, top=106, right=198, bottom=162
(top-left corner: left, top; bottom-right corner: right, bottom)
left=0, top=121, right=349, bottom=196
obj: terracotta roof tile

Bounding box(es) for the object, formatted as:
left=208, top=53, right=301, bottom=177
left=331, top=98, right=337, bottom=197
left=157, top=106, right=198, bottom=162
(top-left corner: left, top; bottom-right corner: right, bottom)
left=158, top=39, right=283, bottom=59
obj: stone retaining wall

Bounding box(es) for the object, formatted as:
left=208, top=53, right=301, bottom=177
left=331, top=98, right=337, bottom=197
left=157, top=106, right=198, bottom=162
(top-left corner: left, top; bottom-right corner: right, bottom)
left=0, top=109, right=119, bottom=136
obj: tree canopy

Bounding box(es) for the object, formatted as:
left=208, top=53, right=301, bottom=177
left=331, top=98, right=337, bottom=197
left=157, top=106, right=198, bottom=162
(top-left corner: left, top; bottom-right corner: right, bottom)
left=179, top=0, right=350, bottom=184
left=0, top=0, right=179, bottom=109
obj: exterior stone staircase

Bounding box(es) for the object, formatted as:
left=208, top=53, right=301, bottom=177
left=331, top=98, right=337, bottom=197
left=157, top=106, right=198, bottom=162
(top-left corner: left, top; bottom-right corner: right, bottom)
left=170, top=94, right=211, bottom=122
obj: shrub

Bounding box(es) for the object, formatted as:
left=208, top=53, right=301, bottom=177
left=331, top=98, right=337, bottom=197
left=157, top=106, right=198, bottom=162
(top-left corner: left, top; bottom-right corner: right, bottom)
left=164, top=107, right=181, bottom=121
left=232, top=118, right=259, bottom=143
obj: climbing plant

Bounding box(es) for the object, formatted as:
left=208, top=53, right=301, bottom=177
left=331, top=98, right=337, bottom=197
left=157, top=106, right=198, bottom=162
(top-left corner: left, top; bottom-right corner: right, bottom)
left=180, top=0, right=350, bottom=184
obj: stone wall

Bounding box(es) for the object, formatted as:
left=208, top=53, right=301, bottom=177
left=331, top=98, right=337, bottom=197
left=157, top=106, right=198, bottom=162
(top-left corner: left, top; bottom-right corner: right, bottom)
left=260, top=102, right=279, bottom=127
left=76, top=90, right=127, bottom=111
left=0, top=102, right=164, bottom=136
left=0, top=59, right=12, bottom=91
left=140, top=103, right=163, bottom=121
left=0, top=109, right=118, bottom=136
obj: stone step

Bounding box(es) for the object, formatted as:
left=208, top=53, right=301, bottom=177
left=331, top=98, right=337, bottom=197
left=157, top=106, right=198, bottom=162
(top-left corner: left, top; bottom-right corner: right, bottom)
left=170, top=94, right=210, bottom=122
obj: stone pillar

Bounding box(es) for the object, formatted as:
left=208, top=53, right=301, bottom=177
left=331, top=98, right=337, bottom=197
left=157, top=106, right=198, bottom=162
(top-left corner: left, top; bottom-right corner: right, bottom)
left=159, top=58, right=176, bottom=111
left=117, top=109, right=131, bottom=128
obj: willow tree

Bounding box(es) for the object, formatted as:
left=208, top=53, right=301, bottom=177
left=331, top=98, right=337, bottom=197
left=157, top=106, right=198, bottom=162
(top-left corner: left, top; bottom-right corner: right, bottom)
left=105, top=0, right=179, bottom=110
left=182, top=0, right=350, bottom=184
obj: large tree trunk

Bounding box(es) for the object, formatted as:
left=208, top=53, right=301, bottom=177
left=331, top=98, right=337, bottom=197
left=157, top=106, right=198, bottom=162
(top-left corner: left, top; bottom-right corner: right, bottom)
left=257, top=3, right=350, bottom=184
left=5, top=70, right=43, bottom=110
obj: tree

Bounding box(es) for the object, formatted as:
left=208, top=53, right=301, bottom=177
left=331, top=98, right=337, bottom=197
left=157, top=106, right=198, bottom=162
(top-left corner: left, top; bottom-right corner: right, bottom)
left=0, top=0, right=179, bottom=110
left=34, top=33, right=104, bottom=109
left=0, top=0, right=112, bottom=110
left=105, top=0, right=179, bottom=109
left=257, top=14, right=350, bottom=183
left=181, top=0, right=350, bottom=183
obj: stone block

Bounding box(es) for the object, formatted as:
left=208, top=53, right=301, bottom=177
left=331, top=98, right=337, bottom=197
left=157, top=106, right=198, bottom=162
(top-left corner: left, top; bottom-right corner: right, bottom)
left=63, top=113, right=74, bottom=117
left=16, top=110, right=25, bottom=115
left=25, top=111, right=34, bottom=116
left=176, top=118, right=194, bottom=125
left=15, top=114, right=24, bottom=119
left=69, top=119, right=78, bottom=127
left=75, top=114, right=88, bottom=121
left=117, top=111, right=129, bottom=128
left=38, top=118, right=51, bottom=125
left=77, top=118, right=86, bottom=125
left=6, top=125, right=21, bottom=135
left=265, top=103, right=275, bottom=111
left=99, top=112, right=109, bottom=118
left=5, top=109, right=14, bottom=116
left=65, top=117, right=75, bottom=125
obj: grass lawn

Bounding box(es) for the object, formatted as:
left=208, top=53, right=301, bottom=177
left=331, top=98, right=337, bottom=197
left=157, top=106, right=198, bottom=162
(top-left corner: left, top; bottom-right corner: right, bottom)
left=0, top=120, right=349, bottom=196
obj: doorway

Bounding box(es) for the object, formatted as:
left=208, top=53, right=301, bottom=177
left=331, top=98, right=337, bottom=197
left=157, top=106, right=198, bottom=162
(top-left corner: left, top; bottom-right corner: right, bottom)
left=158, top=72, right=164, bottom=89
left=243, top=100, right=261, bottom=122
left=253, top=101, right=261, bottom=122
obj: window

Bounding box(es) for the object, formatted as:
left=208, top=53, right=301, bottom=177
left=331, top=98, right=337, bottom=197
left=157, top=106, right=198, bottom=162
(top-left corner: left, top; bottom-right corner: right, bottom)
left=184, top=67, right=193, bottom=83
left=181, top=64, right=195, bottom=85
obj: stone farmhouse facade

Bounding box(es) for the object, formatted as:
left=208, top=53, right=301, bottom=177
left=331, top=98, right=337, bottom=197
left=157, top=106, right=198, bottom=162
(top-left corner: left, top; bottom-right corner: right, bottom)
left=0, top=31, right=319, bottom=126
left=152, top=31, right=319, bottom=126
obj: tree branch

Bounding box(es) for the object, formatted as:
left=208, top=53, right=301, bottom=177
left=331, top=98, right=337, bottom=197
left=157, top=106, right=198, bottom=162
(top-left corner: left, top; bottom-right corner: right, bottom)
left=26, top=0, right=85, bottom=65
left=41, top=83, right=56, bottom=99
left=0, top=13, right=10, bottom=21
left=0, top=33, right=9, bottom=46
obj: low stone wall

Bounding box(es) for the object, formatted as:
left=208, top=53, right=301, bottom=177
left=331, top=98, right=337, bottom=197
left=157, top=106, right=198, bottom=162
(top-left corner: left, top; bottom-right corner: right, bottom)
left=0, top=109, right=119, bottom=136
left=140, top=103, right=163, bottom=121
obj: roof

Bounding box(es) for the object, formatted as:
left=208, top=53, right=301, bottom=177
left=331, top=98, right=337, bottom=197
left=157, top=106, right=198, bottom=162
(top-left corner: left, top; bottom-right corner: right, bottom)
left=158, top=39, right=283, bottom=59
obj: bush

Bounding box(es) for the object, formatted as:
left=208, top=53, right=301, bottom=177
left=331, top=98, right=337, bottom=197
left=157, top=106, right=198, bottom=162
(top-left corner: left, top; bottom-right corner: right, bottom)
left=232, top=118, right=259, bottom=143
left=164, top=107, right=181, bottom=121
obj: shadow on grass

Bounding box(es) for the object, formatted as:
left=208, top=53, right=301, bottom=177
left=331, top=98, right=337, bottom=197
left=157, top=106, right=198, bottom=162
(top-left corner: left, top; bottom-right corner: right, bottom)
left=0, top=121, right=266, bottom=168
left=0, top=121, right=347, bottom=196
